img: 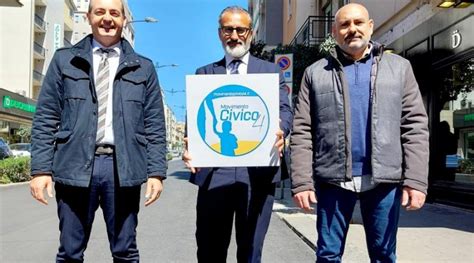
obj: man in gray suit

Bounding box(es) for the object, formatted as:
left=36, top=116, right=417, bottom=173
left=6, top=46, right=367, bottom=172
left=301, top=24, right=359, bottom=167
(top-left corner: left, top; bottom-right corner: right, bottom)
left=183, top=6, right=292, bottom=263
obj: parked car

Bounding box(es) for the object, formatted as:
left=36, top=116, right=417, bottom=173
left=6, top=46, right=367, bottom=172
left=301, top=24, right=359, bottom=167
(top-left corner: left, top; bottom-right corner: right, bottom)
left=0, top=138, right=13, bottom=160
left=170, top=150, right=181, bottom=158
left=9, top=143, right=31, bottom=157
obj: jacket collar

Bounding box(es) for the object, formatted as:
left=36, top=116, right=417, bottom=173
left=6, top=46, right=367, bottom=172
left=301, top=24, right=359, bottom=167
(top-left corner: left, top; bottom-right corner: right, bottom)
left=70, top=34, right=140, bottom=68
left=329, top=41, right=384, bottom=66
left=212, top=57, right=227, bottom=74
left=212, top=53, right=260, bottom=74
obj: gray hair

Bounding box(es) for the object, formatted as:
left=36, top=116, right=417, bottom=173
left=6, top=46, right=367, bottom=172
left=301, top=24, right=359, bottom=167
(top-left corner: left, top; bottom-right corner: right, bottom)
left=218, top=6, right=252, bottom=28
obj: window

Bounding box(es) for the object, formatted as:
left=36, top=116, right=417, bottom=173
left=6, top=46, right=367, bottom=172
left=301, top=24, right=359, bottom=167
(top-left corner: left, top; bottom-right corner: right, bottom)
left=338, top=0, right=347, bottom=8
left=436, top=57, right=474, bottom=184
left=323, top=3, right=332, bottom=36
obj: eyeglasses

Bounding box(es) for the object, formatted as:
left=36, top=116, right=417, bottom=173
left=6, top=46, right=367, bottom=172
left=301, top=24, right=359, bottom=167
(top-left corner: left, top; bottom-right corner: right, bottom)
left=220, top=26, right=251, bottom=36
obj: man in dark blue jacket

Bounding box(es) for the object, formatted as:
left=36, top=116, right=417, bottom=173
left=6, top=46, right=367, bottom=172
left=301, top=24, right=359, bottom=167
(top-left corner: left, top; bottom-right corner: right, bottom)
left=29, top=0, right=167, bottom=261
left=183, top=6, right=292, bottom=263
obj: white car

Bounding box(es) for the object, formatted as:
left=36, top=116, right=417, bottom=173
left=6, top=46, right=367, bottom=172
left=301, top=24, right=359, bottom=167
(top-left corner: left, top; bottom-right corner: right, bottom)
left=9, top=143, right=31, bottom=157
left=170, top=150, right=181, bottom=158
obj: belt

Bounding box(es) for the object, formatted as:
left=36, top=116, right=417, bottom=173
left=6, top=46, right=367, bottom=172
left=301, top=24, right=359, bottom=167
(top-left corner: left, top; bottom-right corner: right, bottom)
left=95, top=145, right=115, bottom=155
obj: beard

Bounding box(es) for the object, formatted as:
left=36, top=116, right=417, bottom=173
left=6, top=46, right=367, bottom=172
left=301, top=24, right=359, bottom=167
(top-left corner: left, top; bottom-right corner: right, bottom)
left=341, top=35, right=369, bottom=55
left=223, top=38, right=251, bottom=58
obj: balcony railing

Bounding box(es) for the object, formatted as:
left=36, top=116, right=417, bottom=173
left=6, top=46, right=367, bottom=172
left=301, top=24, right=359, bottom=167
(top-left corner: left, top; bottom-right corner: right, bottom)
left=34, top=14, right=46, bottom=31
left=64, top=38, right=72, bottom=47
left=33, top=70, right=44, bottom=83
left=290, top=16, right=334, bottom=47
left=34, top=42, right=45, bottom=57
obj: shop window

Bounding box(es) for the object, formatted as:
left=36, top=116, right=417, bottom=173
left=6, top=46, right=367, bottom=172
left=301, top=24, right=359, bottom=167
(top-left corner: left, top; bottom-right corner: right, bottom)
left=437, top=57, right=474, bottom=184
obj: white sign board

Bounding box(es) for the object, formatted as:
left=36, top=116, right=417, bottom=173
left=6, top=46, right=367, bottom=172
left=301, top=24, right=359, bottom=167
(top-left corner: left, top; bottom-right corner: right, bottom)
left=186, top=74, right=280, bottom=167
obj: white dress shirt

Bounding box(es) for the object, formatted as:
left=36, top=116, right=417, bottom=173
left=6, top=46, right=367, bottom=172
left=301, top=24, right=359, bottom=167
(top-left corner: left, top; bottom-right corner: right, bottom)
left=225, top=52, right=249, bottom=74
left=92, top=39, right=121, bottom=145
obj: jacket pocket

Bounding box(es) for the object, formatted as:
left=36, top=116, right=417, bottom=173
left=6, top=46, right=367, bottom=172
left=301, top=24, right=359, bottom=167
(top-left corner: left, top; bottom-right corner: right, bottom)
left=131, top=134, right=148, bottom=177
left=62, top=69, right=90, bottom=98
left=122, top=79, right=146, bottom=127
left=122, top=74, right=147, bottom=85
left=122, top=74, right=146, bottom=103
left=62, top=69, right=89, bottom=130
left=54, top=130, right=72, bottom=144
left=135, top=134, right=148, bottom=146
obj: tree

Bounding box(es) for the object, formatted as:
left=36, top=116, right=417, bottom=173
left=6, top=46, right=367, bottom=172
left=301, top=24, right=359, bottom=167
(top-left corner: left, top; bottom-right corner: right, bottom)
left=250, top=36, right=336, bottom=97
left=438, top=58, right=474, bottom=108
left=17, top=126, right=31, bottom=143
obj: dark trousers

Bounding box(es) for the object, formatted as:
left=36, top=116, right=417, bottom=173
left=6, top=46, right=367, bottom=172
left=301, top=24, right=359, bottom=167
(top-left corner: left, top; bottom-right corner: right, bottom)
left=315, top=182, right=402, bottom=263
left=196, top=181, right=276, bottom=263
left=55, top=154, right=141, bottom=263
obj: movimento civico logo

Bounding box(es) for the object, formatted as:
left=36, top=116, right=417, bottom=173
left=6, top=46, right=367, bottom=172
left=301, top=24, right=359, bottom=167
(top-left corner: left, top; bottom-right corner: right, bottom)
left=197, top=84, right=270, bottom=157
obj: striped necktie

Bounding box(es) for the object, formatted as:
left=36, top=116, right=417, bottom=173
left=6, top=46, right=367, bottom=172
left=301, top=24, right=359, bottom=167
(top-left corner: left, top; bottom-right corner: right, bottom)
left=229, top=59, right=241, bottom=74
left=96, top=48, right=114, bottom=143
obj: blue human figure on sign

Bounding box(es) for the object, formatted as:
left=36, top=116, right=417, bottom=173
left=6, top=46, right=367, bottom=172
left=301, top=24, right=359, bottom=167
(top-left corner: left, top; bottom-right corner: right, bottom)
left=216, top=121, right=238, bottom=156
left=205, top=96, right=238, bottom=156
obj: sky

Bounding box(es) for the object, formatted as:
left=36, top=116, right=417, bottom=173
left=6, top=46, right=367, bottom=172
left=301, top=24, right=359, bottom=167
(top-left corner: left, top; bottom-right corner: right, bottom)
left=128, top=0, right=248, bottom=122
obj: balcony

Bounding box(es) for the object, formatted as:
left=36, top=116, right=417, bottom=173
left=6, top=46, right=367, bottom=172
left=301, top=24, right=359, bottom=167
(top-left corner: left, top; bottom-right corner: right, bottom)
left=63, top=38, right=72, bottom=47
left=64, top=6, right=74, bottom=31
left=33, top=70, right=44, bottom=85
left=290, top=16, right=334, bottom=47
left=35, top=0, right=47, bottom=6
left=33, top=42, right=45, bottom=59
left=34, top=14, right=46, bottom=32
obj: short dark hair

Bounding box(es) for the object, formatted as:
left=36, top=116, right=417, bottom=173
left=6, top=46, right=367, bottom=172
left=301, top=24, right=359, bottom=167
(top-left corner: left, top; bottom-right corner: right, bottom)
left=218, top=6, right=252, bottom=28
left=88, top=0, right=125, bottom=16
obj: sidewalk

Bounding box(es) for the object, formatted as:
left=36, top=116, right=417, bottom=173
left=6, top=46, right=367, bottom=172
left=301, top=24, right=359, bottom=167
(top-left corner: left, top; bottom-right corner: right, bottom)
left=272, top=186, right=474, bottom=263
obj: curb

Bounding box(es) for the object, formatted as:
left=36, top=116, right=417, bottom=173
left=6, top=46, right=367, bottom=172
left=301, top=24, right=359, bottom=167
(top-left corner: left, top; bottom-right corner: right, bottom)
left=0, top=181, right=29, bottom=188
left=278, top=215, right=316, bottom=251
left=273, top=198, right=317, bottom=253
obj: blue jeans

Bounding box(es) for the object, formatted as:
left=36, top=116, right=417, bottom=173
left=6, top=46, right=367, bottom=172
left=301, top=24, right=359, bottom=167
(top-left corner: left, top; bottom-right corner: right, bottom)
left=315, top=182, right=402, bottom=263
left=55, top=154, right=141, bottom=262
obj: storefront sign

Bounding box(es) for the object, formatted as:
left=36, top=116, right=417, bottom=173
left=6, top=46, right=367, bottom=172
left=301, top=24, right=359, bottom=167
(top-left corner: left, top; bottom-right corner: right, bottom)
left=433, top=15, right=473, bottom=59
left=451, top=30, right=462, bottom=49
left=464, top=113, right=474, bottom=122
left=2, top=96, right=36, bottom=113
left=53, top=24, right=62, bottom=51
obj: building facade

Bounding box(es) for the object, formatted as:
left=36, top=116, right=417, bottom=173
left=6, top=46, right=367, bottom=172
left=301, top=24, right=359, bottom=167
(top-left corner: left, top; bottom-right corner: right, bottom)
left=161, top=91, right=183, bottom=153
left=0, top=0, right=76, bottom=142
left=0, top=88, right=36, bottom=143
left=248, top=0, right=284, bottom=48
left=1, top=0, right=22, bottom=7
left=0, top=0, right=138, bottom=143
left=370, top=1, right=474, bottom=209
left=254, top=0, right=474, bottom=209
left=0, top=0, right=76, bottom=100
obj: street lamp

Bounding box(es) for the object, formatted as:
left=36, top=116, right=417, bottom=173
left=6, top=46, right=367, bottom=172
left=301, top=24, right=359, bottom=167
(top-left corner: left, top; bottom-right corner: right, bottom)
left=155, top=63, right=181, bottom=94
left=155, top=62, right=179, bottom=69
left=127, top=16, right=158, bottom=24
